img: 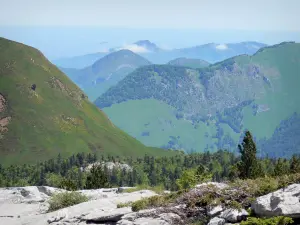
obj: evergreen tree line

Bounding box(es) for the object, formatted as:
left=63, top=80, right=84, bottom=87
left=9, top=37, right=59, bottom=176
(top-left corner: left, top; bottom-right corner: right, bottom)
left=0, top=131, right=300, bottom=191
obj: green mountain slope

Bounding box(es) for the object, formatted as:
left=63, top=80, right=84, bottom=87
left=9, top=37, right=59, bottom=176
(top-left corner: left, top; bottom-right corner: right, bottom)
left=61, top=50, right=151, bottom=101
left=167, top=57, right=210, bottom=68
left=95, top=42, right=300, bottom=158
left=0, top=37, right=175, bottom=165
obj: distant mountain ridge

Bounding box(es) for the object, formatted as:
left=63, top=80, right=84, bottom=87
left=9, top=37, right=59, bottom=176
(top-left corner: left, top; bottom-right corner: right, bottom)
left=52, top=52, right=107, bottom=69
left=95, top=42, right=300, bottom=158
left=60, top=49, right=151, bottom=101
left=134, top=40, right=161, bottom=52
left=53, top=41, right=267, bottom=69
left=167, top=58, right=210, bottom=68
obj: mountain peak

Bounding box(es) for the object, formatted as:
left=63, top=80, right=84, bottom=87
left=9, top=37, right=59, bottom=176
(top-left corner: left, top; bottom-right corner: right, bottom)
left=0, top=37, right=163, bottom=165
left=134, top=40, right=160, bottom=52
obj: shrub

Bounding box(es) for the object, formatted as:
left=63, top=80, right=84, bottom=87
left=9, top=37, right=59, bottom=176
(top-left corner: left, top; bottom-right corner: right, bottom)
left=229, top=176, right=279, bottom=197
left=123, top=184, right=165, bottom=194
left=131, top=192, right=179, bottom=212
left=229, top=200, right=243, bottom=211
left=132, top=195, right=166, bottom=212
left=117, top=202, right=132, bottom=208
left=59, top=178, right=78, bottom=191
left=85, top=165, right=110, bottom=189
left=240, top=216, right=293, bottom=225
left=47, top=192, right=89, bottom=212
left=176, top=168, right=197, bottom=190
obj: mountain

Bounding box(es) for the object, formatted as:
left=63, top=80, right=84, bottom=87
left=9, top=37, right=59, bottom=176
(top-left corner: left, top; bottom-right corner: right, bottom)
left=60, top=50, right=151, bottom=101
left=95, top=42, right=300, bottom=158
left=130, top=41, right=268, bottom=64
left=52, top=41, right=267, bottom=69
left=167, top=58, right=210, bottom=68
left=134, top=40, right=161, bottom=52
left=52, top=52, right=107, bottom=69
left=0, top=37, right=175, bottom=165
left=174, top=42, right=268, bottom=63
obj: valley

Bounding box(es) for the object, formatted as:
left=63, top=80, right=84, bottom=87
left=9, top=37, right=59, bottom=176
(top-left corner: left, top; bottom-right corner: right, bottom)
left=95, top=42, right=300, bottom=158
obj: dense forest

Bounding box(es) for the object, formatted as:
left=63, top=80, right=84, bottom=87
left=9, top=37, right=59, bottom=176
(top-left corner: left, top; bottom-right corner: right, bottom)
left=1, top=131, right=300, bottom=191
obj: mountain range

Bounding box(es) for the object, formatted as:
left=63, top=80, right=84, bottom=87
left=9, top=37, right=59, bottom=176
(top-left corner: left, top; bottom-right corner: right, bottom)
left=167, top=58, right=210, bottom=68
left=95, top=42, right=300, bottom=158
left=53, top=40, right=267, bottom=69
left=60, top=50, right=151, bottom=101
left=0, top=37, right=175, bottom=165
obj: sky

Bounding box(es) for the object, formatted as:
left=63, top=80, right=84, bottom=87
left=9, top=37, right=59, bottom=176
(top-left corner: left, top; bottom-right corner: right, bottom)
left=1, top=0, right=299, bottom=30
left=0, top=0, right=300, bottom=59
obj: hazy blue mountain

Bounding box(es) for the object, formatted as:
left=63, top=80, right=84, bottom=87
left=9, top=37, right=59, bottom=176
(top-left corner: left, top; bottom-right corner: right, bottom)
left=167, top=57, right=210, bottom=68
left=52, top=40, right=267, bottom=69
left=61, top=49, right=151, bottom=101
left=134, top=40, right=161, bottom=52
left=52, top=52, right=108, bottom=69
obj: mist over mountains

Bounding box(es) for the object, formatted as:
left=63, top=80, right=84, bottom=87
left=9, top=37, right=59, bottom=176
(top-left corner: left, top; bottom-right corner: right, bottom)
left=53, top=40, right=267, bottom=68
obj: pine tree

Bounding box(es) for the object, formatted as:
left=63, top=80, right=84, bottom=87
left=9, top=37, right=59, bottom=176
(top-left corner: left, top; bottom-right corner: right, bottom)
left=290, top=155, right=300, bottom=173
left=237, top=131, right=262, bottom=179
left=85, top=165, right=110, bottom=189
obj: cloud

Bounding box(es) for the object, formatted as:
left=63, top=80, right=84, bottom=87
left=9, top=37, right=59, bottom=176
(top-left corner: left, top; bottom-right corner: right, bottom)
left=118, top=44, right=150, bottom=53
left=158, top=44, right=173, bottom=51
left=215, top=44, right=228, bottom=50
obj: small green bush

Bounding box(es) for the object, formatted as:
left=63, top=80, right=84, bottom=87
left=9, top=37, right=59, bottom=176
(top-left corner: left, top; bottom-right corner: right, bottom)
left=47, top=192, right=89, bottom=212
left=117, top=202, right=132, bottom=208
left=131, top=198, right=150, bottom=212
left=123, top=184, right=165, bottom=194
left=131, top=192, right=179, bottom=212
left=230, top=176, right=279, bottom=197
left=229, top=200, right=243, bottom=211
left=240, top=216, right=293, bottom=225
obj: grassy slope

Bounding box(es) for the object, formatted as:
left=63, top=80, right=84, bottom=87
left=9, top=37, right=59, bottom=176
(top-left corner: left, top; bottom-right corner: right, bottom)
left=97, top=42, right=300, bottom=156
left=0, top=37, right=176, bottom=165
left=103, top=99, right=218, bottom=152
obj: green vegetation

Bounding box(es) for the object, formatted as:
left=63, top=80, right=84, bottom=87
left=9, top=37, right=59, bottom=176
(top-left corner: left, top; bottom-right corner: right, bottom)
left=240, top=216, right=293, bottom=225
left=123, top=184, right=165, bottom=194
left=131, top=193, right=178, bottom=212
left=85, top=164, right=110, bottom=189
left=167, top=57, right=210, bottom=68
left=1, top=131, right=300, bottom=192
left=0, top=37, right=176, bottom=165
left=176, top=164, right=212, bottom=190
left=237, top=131, right=263, bottom=179
left=47, top=191, right=89, bottom=212
left=117, top=202, right=132, bottom=208
left=95, top=42, right=300, bottom=157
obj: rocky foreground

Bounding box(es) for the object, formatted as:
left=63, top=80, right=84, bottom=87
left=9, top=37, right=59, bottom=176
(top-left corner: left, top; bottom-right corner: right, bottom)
left=0, top=182, right=300, bottom=225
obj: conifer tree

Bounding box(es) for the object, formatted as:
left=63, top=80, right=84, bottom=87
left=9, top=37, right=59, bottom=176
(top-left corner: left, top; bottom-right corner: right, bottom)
left=290, top=155, right=300, bottom=173
left=237, top=131, right=262, bottom=179
left=85, top=165, right=110, bottom=189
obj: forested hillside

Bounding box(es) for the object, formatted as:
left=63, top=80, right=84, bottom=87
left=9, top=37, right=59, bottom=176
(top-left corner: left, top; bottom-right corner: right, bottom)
left=95, top=42, right=300, bottom=157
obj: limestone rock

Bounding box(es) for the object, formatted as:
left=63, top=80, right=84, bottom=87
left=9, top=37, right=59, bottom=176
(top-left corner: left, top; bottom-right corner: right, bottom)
left=219, top=208, right=248, bottom=223
left=195, top=182, right=229, bottom=190
left=208, top=205, right=224, bottom=217
left=208, top=217, right=226, bottom=225
left=252, top=183, right=300, bottom=218
left=83, top=207, right=132, bottom=222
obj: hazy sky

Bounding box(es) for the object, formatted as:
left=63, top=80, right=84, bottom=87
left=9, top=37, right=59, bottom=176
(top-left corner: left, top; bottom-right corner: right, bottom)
left=0, top=0, right=299, bottom=31
left=0, top=0, right=300, bottom=59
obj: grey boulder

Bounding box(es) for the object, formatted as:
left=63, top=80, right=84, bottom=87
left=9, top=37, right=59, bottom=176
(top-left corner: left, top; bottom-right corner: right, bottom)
left=252, top=183, right=300, bottom=218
